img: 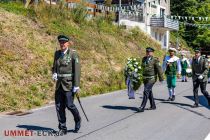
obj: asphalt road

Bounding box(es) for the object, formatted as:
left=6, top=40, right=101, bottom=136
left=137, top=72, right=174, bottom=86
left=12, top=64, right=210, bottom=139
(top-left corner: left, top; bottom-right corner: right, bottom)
left=0, top=79, right=210, bottom=140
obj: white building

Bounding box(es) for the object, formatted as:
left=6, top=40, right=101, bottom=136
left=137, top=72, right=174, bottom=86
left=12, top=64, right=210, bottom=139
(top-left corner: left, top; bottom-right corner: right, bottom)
left=120, top=0, right=179, bottom=50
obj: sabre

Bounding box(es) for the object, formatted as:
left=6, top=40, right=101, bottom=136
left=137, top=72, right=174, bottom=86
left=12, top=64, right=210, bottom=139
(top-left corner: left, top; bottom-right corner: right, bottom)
left=76, top=94, right=89, bottom=122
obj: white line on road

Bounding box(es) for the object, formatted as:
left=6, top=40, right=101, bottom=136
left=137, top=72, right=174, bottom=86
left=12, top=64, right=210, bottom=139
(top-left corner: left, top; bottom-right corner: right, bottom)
left=205, top=133, right=210, bottom=140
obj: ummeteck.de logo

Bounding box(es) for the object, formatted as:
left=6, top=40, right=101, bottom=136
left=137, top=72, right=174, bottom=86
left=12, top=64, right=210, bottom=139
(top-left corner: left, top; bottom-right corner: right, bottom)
left=4, top=130, right=64, bottom=137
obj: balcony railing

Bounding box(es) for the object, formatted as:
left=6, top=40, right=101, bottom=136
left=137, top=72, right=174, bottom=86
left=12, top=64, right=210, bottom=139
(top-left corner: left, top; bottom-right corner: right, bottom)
left=150, top=16, right=179, bottom=31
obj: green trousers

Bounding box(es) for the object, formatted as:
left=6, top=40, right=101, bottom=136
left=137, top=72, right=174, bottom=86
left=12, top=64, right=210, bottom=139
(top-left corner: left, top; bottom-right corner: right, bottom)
left=167, top=75, right=177, bottom=88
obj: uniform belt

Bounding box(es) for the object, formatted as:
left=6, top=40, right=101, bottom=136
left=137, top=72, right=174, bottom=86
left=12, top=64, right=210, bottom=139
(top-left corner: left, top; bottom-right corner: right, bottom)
left=195, top=73, right=202, bottom=76
left=143, top=76, right=155, bottom=79
left=57, top=74, right=72, bottom=77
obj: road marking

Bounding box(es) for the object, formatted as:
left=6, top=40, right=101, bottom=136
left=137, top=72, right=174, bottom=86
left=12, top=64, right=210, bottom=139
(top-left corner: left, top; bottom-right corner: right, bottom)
left=205, top=133, right=210, bottom=140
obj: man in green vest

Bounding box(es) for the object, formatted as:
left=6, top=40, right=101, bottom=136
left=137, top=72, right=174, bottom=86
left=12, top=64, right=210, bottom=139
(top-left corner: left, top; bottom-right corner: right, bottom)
left=180, top=53, right=190, bottom=82
left=191, top=49, right=210, bottom=108
left=52, top=35, right=81, bottom=135
left=137, top=47, right=164, bottom=112
left=162, top=48, right=181, bottom=101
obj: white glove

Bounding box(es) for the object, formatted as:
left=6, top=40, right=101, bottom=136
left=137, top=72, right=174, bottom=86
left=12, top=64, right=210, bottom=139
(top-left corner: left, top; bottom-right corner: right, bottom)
left=52, top=73, right=58, bottom=81
left=198, top=75, right=204, bottom=80
left=73, top=87, right=80, bottom=93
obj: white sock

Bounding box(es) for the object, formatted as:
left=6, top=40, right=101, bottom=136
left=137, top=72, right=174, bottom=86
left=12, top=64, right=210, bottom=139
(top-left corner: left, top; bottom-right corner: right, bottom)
left=182, top=76, right=185, bottom=81
left=168, top=88, right=172, bottom=97
left=172, top=88, right=175, bottom=96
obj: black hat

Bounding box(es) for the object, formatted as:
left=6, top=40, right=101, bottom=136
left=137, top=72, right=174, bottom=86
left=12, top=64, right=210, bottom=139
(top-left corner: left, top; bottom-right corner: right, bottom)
left=194, top=48, right=201, bottom=53
left=57, top=35, right=70, bottom=42
left=146, top=47, right=155, bottom=52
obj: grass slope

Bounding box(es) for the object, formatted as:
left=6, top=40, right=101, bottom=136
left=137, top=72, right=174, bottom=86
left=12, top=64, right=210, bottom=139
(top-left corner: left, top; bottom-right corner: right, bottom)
left=0, top=2, right=165, bottom=112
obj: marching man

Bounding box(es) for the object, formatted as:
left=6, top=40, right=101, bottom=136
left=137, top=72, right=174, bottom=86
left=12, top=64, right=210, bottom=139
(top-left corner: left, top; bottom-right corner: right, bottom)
left=180, top=53, right=190, bottom=82
left=191, top=49, right=210, bottom=107
left=52, top=35, right=81, bottom=135
left=162, top=48, right=181, bottom=101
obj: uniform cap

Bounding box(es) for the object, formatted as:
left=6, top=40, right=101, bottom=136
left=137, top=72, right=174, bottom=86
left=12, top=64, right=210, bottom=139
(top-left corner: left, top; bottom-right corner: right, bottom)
left=146, top=47, right=155, bottom=52
left=57, top=35, right=70, bottom=42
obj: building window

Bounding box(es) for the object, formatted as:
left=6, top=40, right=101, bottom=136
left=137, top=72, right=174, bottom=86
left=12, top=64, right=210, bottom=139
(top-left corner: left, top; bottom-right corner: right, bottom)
left=160, top=8, right=165, bottom=17
left=164, top=35, right=167, bottom=46
left=158, top=0, right=160, bottom=5
left=165, top=0, right=167, bottom=3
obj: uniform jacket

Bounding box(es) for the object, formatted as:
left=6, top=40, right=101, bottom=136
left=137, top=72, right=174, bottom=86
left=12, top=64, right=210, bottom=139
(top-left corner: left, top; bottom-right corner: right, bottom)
left=192, top=56, right=209, bottom=82
left=142, top=56, right=164, bottom=84
left=52, top=48, right=81, bottom=91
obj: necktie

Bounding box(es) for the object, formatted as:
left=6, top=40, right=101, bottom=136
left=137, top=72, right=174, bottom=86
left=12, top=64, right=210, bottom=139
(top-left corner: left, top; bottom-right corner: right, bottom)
left=61, top=52, right=64, bottom=58
left=196, top=58, right=199, bottom=64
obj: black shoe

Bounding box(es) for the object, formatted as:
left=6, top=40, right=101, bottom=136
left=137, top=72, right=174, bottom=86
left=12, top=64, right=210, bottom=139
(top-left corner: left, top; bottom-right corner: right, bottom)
left=181, top=80, right=184, bottom=82
left=171, top=95, right=175, bottom=101
left=137, top=107, right=144, bottom=112
left=167, top=97, right=172, bottom=101
left=208, top=100, right=210, bottom=106
left=191, top=103, right=199, bottom=108
left=185, top=79, right=187, bottom=82
left=58, top=129, right=67, bottom=136
left=74, top=120, right=81, bottom=133
left=147, top=106, right=156, bottom=110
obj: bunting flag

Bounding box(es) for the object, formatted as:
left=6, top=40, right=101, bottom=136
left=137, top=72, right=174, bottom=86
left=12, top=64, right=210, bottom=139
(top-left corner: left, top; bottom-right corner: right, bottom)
left=181, top=22, right=210, bottom=29
left=169, top=15, right=210, bottom=21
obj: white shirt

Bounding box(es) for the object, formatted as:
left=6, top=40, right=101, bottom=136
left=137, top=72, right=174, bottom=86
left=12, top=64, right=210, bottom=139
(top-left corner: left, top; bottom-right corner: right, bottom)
left=162, top=55, right=181, bottom=74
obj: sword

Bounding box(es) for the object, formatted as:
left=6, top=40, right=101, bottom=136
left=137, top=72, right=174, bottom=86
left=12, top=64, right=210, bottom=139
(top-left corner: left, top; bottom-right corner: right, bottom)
left=75, top=94, right=89, bottom=122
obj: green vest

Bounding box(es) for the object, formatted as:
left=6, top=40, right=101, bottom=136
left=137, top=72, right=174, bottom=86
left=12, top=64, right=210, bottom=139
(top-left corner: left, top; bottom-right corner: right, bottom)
left=165, top=61, right=177, bottom=76
left=181, top=60, right=188, bottom=69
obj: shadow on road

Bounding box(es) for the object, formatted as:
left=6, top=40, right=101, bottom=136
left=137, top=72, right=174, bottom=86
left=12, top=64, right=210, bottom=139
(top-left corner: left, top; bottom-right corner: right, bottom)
left=185, top=95, right=210, bottom=109
left=16, top=125, right=75, bottom=134
left=16, top=125, right=56, bottom=132
left=161, top=101, right=192, bottom=107
left=102, top=105, right=139, bottom=112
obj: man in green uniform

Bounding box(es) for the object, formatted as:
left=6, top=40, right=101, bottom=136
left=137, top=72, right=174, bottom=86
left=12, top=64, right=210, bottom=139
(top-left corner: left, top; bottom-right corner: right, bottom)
left=180, top=53, right=190, bottom=82
left=137, top=47, right=164, bottom=112
left=191, top=49, right=210, bottom=108
left=162, top=48, right=181, bottom=101
left=52, top=35, right=81, bottom=134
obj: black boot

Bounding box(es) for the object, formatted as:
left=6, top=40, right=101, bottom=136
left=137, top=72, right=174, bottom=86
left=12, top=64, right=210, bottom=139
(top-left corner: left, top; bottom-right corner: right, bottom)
left=208, top=100, right=210, bottom=106
left=137, top=107, right=144, bottom=112
left=58, top=129, right=67, bottom=135
left=167, top=97, right=172, bottom=101
left=147, top=106, right=156, bottom=110
left=191, top=103, right=199, bottom=108
left=171, top=95, right=175, bottom=101
left=74, top=120, right=81, bottom=133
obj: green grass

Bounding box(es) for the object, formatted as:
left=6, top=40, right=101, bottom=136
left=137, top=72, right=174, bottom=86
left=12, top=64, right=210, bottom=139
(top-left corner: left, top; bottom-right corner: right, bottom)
left=0, top=1, right=191, bottom=112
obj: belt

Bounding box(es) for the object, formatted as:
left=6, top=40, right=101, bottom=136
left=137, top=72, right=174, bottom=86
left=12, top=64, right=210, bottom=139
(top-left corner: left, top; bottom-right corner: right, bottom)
left=57, top=74, right=72, bottom=77
left=195, top=73, right=202, bottom=76
left=143, top=76, right=155, bottom=79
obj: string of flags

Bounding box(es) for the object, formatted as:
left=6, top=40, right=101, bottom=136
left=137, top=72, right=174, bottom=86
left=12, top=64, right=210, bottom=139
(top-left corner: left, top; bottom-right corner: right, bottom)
left=95, top=4, right=143, bottom=12
left=168, top=15, right=209, bottom=21
left=180, top=22, right=210, bottom=29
